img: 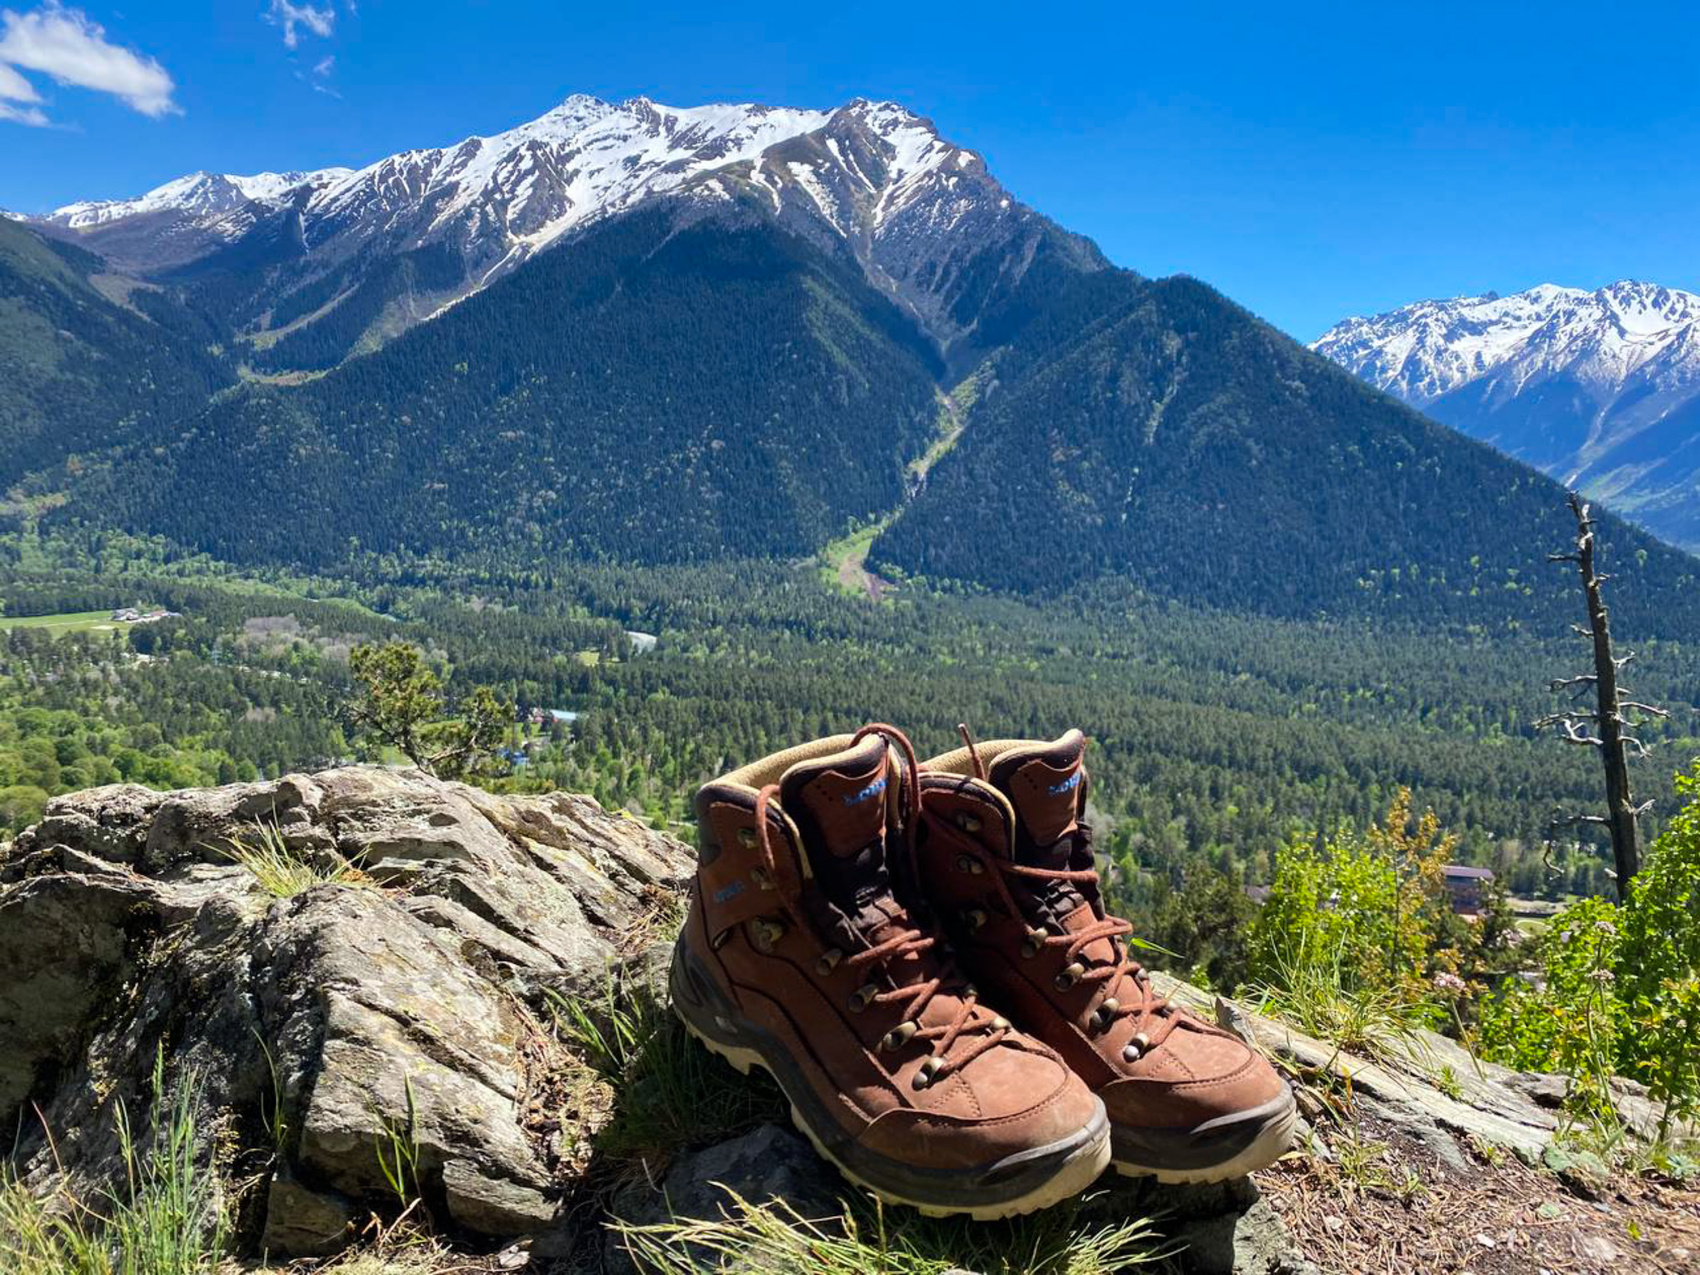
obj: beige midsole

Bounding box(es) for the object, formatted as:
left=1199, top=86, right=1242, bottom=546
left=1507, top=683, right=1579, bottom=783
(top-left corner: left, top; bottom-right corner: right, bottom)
left=1111, top=1102, right=1298, bottom=1184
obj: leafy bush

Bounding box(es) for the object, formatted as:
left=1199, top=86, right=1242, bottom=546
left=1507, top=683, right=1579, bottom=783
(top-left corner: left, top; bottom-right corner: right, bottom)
left=1477, top=896, right=1623, bottom=1118
left=1477, top=760, right=1700, bottom=1133
left=1613, top=763, right=1700, bottom=1130
left=1248, top=791, right=1504, bottom=1021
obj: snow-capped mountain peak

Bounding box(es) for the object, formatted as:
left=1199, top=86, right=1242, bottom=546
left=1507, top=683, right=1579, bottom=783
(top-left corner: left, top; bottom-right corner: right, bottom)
left=1313, top=280, right=1700, bottom=552
left=48, top=168, right=354, bottom=230
left=1313, top=280, right=1700, bottom=406
left=26, top=92, right=1078, bottom=371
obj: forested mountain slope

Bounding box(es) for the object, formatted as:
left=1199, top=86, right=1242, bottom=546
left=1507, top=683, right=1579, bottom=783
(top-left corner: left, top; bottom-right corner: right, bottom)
left=50, top=200, right=944, bottom=565
left=7, top=93, right=1697, bottom=641
left=871, top=276, right=1700, bottom=637
left=0, top=218, right=229, bottom=486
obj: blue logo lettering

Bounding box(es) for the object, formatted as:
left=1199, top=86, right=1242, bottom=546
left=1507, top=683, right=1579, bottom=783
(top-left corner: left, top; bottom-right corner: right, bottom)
left=1047, top=771, right=1083, bottom=796
left=713, top=879, right=747, bottom=905
left=844, top=776, right=888, bottom=805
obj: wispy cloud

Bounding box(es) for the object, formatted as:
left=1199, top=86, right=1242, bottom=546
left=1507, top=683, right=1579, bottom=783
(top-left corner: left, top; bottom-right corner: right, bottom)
left=266, top=0, right=335, bottom=50
left=307, top=52, right=338, bottom=97
left=0, top=3, right=177, bottom=124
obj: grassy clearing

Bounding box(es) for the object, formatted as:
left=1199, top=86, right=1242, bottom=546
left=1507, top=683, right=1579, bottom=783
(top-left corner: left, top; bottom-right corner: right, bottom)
left=221, top=822, right=373, bottom=899
left=0, top=1054, right=227, bottom=1275
left=0, top=609, right=135, bottom=635
left=819, top=519, right=894, bottom=599
left=615, top=1189, right=1160, bottom=1274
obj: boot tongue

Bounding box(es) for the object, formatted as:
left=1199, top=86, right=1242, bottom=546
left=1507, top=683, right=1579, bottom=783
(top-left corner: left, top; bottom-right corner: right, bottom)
left=986, top=731, right=1111, bottom=958
left=780, top=735, right=904, bottom=938
left=987, top=730, right=1087, bottom=862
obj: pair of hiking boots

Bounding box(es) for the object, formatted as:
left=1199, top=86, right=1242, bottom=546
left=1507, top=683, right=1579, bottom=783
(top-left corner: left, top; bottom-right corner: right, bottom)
left=670, top=725, right=1296, bottom=1220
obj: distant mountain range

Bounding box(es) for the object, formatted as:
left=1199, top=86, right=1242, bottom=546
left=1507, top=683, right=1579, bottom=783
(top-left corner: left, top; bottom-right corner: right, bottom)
left=1313, top=282, right=1700, bottom=551
left=4, top=95, right=1697, bottom=635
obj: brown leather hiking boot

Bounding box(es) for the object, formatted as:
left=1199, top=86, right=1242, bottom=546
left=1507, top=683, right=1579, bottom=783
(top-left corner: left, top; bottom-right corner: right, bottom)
left=671, top=726, right=1111, bottom=1218
left=916, top=729, right=1295, bottom=1183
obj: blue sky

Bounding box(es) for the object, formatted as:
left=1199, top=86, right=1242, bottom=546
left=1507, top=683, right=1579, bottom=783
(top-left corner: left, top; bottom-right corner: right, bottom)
left=2, top=1, right=1695, bottom=339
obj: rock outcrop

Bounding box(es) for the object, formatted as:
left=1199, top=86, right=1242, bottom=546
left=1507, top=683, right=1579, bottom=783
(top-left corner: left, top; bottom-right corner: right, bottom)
left=0, top=766, right=690, bottom=1255
left=3, top=768, right=1692, bottom=1272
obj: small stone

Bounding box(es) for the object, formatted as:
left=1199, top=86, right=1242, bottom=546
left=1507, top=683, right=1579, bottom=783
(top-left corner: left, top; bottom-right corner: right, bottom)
left=1577, top=1234, right=1619, bottom=1264
left=1541, top=1144, right=1610, bottom=1199
left=260, top=1173, right=355, bottom=1258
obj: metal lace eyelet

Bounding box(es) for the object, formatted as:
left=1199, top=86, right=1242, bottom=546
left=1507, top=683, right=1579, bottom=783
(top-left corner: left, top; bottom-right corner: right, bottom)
left=737, top=827, right=758, bottom=848
left=1092, top=997, right=1120, bottom=1030
left=749, top=866, right=773, bottom=890
left=1054, top=962, right=1086, bottom=991
left=848, top=984, right=878, bottom=1013
left=1123, top=1029, right=1151, bottom=1063
left=954, top=854, right=974, bottom=874
left=955, top=813, right=982, bottom=833
left=990, top=1015, right=1010, bottom=1032
left=751, top=919, right=785, bottom=952
left=816, top=948, right=844, bottom=975
left=1020, top=928, right=1046, bottom=959
left=911, top=1056, right=945, bottom=1089
left=965, top=907, right=987, bottom=933
left=879, top=1021, right=918, bottom=1052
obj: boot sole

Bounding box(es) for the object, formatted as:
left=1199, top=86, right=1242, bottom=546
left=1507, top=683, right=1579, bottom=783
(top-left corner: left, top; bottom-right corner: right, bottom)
left=670, top=943, right=1112, bottom=1219
left=1110, top=1089, right=1298, bottom=1183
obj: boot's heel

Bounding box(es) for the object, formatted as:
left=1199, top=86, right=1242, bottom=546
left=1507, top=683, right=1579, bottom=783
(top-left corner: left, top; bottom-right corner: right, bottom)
left=669, top=940, right=767, bottom=1076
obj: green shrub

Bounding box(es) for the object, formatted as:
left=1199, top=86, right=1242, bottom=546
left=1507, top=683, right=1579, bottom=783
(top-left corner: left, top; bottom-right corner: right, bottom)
left=1476, top=896, right=1623, bottom=1118
left=1476, top=760, right=1700, bottom=1133
left=1617, top=762, right=1700, bottom=1131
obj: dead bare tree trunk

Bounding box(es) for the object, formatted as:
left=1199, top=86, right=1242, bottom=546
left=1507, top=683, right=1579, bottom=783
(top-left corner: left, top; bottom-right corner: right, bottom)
left=1542, top=492, right=1665, bottom=901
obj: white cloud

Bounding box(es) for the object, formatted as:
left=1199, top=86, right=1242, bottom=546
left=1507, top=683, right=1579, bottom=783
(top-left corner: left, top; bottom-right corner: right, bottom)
left=0, top=55, right=38, bottom=100
left=267, top=0, right=335, bottom=50
left=0, top=99, right=48, bottom=125
left=0, top=3, right=178, bottom=120
left=312, top=54, right=334, bottom=78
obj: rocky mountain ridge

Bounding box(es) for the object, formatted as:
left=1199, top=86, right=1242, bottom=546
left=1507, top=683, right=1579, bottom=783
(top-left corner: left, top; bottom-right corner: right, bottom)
left=24, top=94, right=1053, bottom=371
left=1313, top=281, right=1700, bottom=551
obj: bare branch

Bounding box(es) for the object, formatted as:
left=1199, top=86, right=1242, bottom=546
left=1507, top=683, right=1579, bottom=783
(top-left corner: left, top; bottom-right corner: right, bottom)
left=1549, top=552, right=1583, bottom=564
left=1619, top=701, right=1669, bottom=718
left=1548, top=811, right=1609, bottom=829
left=1550, top=674, right=1597, bottom=692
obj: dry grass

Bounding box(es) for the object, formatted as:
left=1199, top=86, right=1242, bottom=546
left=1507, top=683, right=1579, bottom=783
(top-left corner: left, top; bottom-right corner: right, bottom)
left=221, top=824, right=372, bottom=899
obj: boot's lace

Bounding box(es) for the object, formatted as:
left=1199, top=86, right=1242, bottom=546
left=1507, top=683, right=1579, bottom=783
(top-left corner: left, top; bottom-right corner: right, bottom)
left=946, top=725, right=1177, bottom=1048
left=753, top=722, right=1012, bottom=1087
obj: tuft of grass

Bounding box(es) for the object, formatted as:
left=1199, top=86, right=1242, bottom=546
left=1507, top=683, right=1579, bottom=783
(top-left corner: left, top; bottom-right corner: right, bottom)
left=545, top=980, right=786, bottom=1177
left=615, top=1189, right=1160, bottom=1275
left=222, top=822, right=371, bottom=899
left=1249, top=946, right=1436, bottom=1072
left=373, top=1075, right=423, bottom=1207
left=0, top=1051, right=228, bottom=1275
left=1329, top=1125, right=1393, bottom=1198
